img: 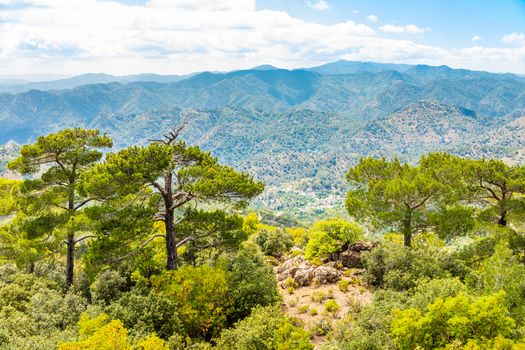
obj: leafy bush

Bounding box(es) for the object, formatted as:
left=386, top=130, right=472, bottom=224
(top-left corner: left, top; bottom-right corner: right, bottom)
left=106, top=290, right=182, bottom=339
left=338, top=279, right=350, bottom=292
left=250, top=225, right=294, bottom=258
left=391, top=291, right=515, bottom=350
left=324, top=300, right=340, bottom=317
left=216, top=306, right=313, bottom=350
left=305, top=219, right=363, bottom=260
left=90, top=270, right=127, bottom=305
left=59, top=313, right=170, bottom=350
left=151, top=265, right=229, bottom=339
left=362, top=242, right=464, bottom=290
left=311, top=319, right=332, bottom=336
left=227, top=241, right=281, bottom=323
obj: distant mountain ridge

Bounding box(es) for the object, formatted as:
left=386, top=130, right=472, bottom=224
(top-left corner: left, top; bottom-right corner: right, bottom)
left=0, top=72, right=194, bottom=94
left=1, top=61, right=524, bottom=144
left=0, top=60, right=524, bottom=217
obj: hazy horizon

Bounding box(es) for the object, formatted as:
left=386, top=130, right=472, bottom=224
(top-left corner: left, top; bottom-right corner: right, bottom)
left=0, top=0, right=524, bottom=78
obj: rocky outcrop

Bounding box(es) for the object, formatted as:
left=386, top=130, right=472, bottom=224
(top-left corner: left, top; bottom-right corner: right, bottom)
left=331, top=241, right=378, bottom=268
left=312, top=266, right=340, bottom=284
left=277, top=256, right=341, bottom=287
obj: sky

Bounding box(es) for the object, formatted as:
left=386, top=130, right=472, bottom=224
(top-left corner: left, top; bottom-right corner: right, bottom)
left=0, top=0, right=524, bottom=80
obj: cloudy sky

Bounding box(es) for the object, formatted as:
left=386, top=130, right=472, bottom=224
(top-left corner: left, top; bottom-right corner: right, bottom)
left=0, top=0, right=524, bottom=79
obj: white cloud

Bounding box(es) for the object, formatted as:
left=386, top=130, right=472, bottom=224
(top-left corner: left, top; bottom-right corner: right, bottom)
left=502, top=32, right=525, bottom=44
left=367, top=15, right=378, bottom=23
left=471, top=35, right=482, bottom=42
left=307, top=0, right=330, bottom=11
left=0, top=0, right=523, bottom=77
left=380, top=24, right=430, bottom=34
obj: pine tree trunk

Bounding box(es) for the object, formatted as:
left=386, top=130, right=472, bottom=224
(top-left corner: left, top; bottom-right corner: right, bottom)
left=66, top=185, right=76, bottom=288
left=165, top=210, right=178, bottom=270
left=498, top=212, right=507, bottom=226
left=163, top=172, right=178, bottom=270
left=403, top=210, right=412, bottom=247
left=66, top=232, right=75, bottom=287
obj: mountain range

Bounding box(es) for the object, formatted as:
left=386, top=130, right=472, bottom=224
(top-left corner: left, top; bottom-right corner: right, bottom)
left=0, top=60, right=524, bottom=218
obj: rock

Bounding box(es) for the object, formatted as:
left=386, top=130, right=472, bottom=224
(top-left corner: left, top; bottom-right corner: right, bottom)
left=338, top=241, right=379, bottom=268
left=339, top=250, right=362, bottom=268
left=294, top=267, right=315, bottom=286
left=324, top=261, right=341, bottom=269
left=351, top=241, right=379, bottom=252
left=277, top=256, right=342, bottom=287
left=277, top=256, right=308, bottom=274
left=313, top=266, right=340, bottom=284
left=277, top=256, right=314, bottom=283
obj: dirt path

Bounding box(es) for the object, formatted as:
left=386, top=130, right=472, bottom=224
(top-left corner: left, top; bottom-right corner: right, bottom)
left=278, top=268, right=373, bottom=348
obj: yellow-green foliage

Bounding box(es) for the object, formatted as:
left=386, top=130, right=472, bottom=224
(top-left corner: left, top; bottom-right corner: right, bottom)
left=290, top=249, right=303, bottom=258
left=216, top=306, right=313, bottom=350
left=284, top=277, right=298, bottom=289
left=0, top=178, right=19, bottom=216
left=311, top=291, right=326, bottom=303
left=286, top=227, right=308, bottom=247
left=309, top=308, right=318, bottom=316
left=59, top=313, right=168, bottom=350
left=245, top=213, right=294, bottom=257
left=135, top=334, right=169, bottom=350
left=151, top=266, right=229, bottom=339
left=242, top=212, right=260, bottom=234
left=338, top=279, right=350, bottom=292
left=305, top=218, right=363, bottom=260
left=59, top=314, right=131, bottom=350
left=391, top=291, right=515, bottom=350
left=298, top=305, right=308, bottom=314
left=324, top=300, right=340, bottom=317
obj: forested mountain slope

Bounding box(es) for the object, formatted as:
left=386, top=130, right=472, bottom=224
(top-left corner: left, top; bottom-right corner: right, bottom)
left=1, top=62, right=524, bottom=143
left=4, top=101, right=519, bottom=218
left=1, top=62, right=524, bottom=217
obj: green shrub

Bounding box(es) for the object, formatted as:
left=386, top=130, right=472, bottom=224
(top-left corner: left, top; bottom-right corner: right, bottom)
left=338, top=279, right=350, bottom=292
left=305, top=219, right=363, bottom=260
left=227, top=242, right=280, bottom=323
left=324, top=300, right=340, bottom=317
left=250, top=226, right=294, bottom=258
left=362, top=242, right=464, bottom=290
left=106, top=290, right=182, bottom=339
left=90, top=270, right=127, bottom=305
left=311, top=319, right=332, bottom=336
left=151, top=265, right=229, bottom=339
left=216, top=306, right=313, bottom=350
left=298, top=305, right=308, bottom=314
left=311, top=291, right=326, bottom=303
left=391, top=291, right=515, bottom=350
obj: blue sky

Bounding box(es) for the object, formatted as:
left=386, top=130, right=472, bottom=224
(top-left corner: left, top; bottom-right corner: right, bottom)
left=258, top=0, right=525, bottom=48
left=0, top=0, right=523, bottom=79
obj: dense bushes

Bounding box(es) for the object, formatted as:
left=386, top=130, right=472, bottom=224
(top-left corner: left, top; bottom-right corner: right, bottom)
left=362, top=239, right=465, bottom=290
left=216, top=306, right=313, bottom=350
left=227, top=241, right=281, bottom=322
left=105, top=290, right=182, bottom=339
left=250, top=225, right=294, bottom=258
left=305, top=218, right=363, bottom=260
left=391, top=292, right=517, bottom=349
left=0, top=265, right=83, bottom=349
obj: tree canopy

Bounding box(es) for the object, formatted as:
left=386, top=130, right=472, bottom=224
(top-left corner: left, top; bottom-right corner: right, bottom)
left=7, top=129, right=112, bottom=286
left=81, top=127, right=264, bottom=270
